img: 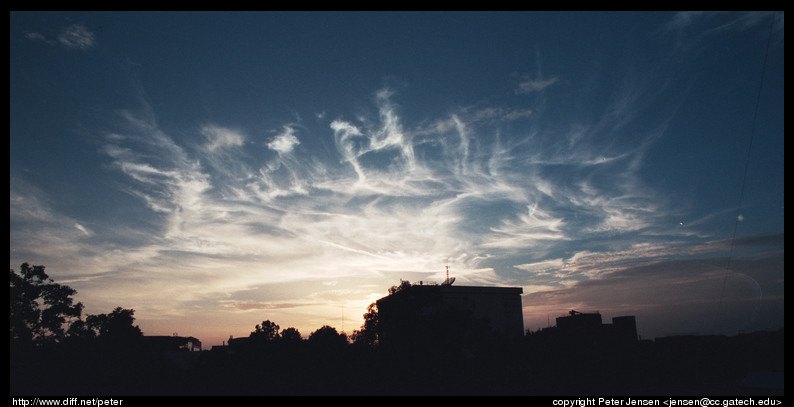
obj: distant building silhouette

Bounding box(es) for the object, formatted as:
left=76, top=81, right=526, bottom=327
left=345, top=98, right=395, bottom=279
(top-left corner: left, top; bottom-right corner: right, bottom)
left=206, top=336, right=250, bottom=354
left=536, top=310, right=638, bottom=347
left=142, top=335, right=202, bottom=352
left=376, top=283, right=524, bottom=348
left=611, top=315, right=639, bottom=343
left=556, top=309, right=603, bottom=332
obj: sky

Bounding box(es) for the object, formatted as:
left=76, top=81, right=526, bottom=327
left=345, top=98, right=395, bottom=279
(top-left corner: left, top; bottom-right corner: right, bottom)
left=10, top=11, right=784, bottom=347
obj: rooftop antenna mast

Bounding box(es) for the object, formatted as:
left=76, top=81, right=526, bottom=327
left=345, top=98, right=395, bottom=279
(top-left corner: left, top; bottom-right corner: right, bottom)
left=442, top=265, right=455, bottom=286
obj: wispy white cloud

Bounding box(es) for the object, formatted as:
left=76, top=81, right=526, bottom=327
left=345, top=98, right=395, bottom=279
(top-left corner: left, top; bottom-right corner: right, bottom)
left=25, top=24, right=95, bottom=50
left=662, top=11, right=715, bottom=34
left=659, top=11, right=782, bottom=55
left=74, top=223, right=92, bottom=236
left=483, top=205, right=568, bottom=249
left=72, top=88, right=584, bottom=340
left=93, top=84, right=684, bottom=291
left=267, top=125, right=300, bottom=154
left=24, top=32, right=48, bottom=42
left=9, top=178, right=111, bottom=276
left=513, top=258, right=565, bottom=276
left=662, top=11, right=775, bottom=36
left=57, top=24, right=95, bottom=50
left=516, top=76, right=558, bottom=94
left=202, top=124, right=245, bottom=152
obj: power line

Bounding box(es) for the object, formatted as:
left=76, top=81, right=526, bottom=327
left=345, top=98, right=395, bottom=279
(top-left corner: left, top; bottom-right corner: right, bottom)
left=713, top=11, right=776, bottom=333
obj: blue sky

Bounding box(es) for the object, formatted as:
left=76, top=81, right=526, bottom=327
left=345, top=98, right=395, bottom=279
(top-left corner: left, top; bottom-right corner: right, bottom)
left=10, top=11, right=784, bottom=346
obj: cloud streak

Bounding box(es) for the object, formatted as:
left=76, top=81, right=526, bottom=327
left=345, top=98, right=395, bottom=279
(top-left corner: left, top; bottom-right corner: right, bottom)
left=24, top=23, right=95, bottom=50
left=516, top=76, right=558, bottom=94
left=57, top=24, right=95, bottom=50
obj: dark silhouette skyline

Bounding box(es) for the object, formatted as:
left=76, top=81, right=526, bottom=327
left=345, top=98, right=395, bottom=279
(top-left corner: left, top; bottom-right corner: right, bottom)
left=10, top=265, right=784, bottom=396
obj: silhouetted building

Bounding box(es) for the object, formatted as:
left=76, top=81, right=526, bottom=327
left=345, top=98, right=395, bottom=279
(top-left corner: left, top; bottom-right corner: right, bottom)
left=142, top=335, right=202, bottom=352
left=545, top=310, right=638, bottom=346
left=611, top=315, right=638, bottom=343
left=227, top=336, right=249, bottom=348
left=556, top=310, right=603, bottom=333
left=376, top=283, right=524, bottom=349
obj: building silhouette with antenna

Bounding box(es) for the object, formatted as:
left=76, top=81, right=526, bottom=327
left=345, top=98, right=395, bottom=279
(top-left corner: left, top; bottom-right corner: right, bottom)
left=375, top=269, right=524, bottom=349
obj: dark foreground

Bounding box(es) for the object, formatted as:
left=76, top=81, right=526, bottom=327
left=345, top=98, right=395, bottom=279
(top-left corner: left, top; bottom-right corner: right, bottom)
left=10, top=329, right=783, bottom=396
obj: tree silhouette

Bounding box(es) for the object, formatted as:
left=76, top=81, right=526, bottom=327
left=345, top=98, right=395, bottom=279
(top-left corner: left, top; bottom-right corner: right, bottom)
left=10, top=263, right=84, bottom=347
left=388, top=279, right=413, bottom=295
left=351, top=302, right=379, bottom=347
left=308, top=325, right=348, bottom=347
left=85, top=307, right=143, bottom=344
left=279, top=326, right=302, bottom=342
left=250, top=320, right=280, bottom=342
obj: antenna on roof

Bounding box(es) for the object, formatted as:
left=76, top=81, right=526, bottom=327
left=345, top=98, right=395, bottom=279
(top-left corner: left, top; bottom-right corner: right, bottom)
left=441, top=265, right=455, bottom=286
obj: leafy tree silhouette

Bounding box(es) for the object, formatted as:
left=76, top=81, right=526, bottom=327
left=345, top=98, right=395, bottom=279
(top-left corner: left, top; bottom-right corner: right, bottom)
left=350, top=302, right=379, bottom=347
left=86, top=307, right=143, bottom=345
left=308, top=325, right=348, bottom=347
left=279, top=326, right=303, bottom=342
left=388, top=278, right=413, bottom=294
left=348, top=279, right=421, bottom=349
left=10, top=263, right=176, bottom=396
left=250, top=319, right=280, bottom=342
left=10, top=262, right=84, bottom=347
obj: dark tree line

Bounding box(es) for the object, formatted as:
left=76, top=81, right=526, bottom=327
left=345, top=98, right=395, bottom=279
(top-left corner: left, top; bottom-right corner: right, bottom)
left=10, top=263, right=144, bottom=349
